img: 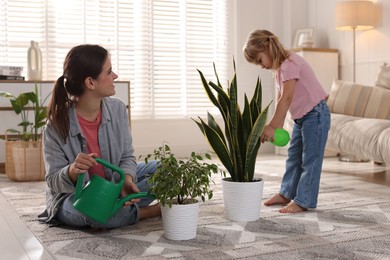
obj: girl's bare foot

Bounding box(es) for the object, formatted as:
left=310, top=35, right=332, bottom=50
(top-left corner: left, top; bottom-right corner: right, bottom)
left=279, top=202, right=307, bottom=213
left=264, top=193, right=291, bottom=206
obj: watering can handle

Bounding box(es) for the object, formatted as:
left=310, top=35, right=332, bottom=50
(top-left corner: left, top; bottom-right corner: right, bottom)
left=94, top=157, right=125, bottom=176
left=75, top=173, right=84, bottom=201
left=74, top=158, right=125, bottom=201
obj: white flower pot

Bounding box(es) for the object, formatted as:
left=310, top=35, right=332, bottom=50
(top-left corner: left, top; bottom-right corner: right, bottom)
left=222, top=177, right=264, bottom=221
left=161, top=201, right=199, bottom=240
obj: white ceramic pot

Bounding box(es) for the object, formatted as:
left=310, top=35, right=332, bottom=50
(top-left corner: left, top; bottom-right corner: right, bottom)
left=161, top=200, right=200, bottom=240
left=222, top=177, right=264, bottom=221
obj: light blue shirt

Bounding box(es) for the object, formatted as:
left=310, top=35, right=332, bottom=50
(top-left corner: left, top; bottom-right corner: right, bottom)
left=42, top=97, right=137, bottom=221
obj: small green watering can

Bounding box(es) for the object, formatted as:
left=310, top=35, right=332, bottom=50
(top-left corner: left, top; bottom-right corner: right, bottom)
left=270, top=128, right=291, bottom=147
left=73, top=157, right=155, bottom=224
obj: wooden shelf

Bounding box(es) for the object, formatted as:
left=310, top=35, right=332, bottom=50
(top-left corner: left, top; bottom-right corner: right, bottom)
left=291, top=47, right=338, bottom=53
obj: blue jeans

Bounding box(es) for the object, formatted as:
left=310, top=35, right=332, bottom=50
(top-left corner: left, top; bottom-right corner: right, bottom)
left=56, top=161, right=159, bottom=229
left=280, top=100, right=330, bottom=209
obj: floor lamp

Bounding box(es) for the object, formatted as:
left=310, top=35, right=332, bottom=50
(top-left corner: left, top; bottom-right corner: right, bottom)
left=335, top=0, right=377, bottom=162
left=335, top=0, right=377, bottom=83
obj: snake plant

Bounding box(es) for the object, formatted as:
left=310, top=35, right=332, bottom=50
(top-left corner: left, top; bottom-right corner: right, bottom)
left=193, top=60, right=271, bottom=182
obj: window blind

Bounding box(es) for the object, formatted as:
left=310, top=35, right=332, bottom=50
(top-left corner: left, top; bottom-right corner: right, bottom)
left=0, top=0, right=232, bottom=119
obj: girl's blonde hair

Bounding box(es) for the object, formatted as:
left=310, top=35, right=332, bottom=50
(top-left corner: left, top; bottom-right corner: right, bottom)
left=243, top=29, right=289, bottom=70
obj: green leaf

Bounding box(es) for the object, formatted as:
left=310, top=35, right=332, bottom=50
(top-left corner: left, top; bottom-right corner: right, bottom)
left=199, top=119, right=233, bottom=176
left=244, top=103, right=270, bottom=180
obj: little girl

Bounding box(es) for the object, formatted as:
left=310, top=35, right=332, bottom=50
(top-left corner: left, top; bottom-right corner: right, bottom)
left=243, top=29, right=330, bottom=213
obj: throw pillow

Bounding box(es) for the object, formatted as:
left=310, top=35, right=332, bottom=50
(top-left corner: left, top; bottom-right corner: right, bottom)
left=375, top=62, right=390, bottom=90
left=327, top=79, right=390, bottom=120
left=327, top=79, right=370, bottom=117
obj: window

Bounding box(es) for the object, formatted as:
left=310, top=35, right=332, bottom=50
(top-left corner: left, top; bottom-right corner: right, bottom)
left=0, top=0, right=232, bottom=119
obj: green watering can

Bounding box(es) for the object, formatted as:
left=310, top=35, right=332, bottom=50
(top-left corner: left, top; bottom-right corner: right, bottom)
left=271, top=128, right=291, bottom=147
left=73, top=157, right=155, bottom=224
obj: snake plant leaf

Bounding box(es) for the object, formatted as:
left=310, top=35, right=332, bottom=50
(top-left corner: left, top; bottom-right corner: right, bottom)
left=250, top=77, right=262, bottom=123
left=209, top=81, right=230, bottom=112
left=242, top=94, right=252, bottom=140
left=197, top=69, right=220, bottom=109
left=198, top=118, right=234, bottom=176
left=192, top=118, right=205, bottom=135
left=245, top=103, right=270, bottom=180
left=207, top=112, right=227, bottom=147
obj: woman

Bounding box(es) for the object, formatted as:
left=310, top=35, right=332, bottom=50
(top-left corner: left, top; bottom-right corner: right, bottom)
left=243, top=30, right=330, bottom=213
left=41, top=44, right=161, bottom=228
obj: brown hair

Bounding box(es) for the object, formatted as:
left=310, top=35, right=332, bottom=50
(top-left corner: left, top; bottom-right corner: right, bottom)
left=243, top=29, right=289, bottom=70
left=47, top=44, right=108, bottom=142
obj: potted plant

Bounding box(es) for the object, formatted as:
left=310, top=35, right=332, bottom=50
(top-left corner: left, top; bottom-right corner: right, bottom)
left=144, top=144, right=220, bottom=240
left=0, top=83, right=50, bottom=181
left=193, top=60, right=271, bottom=221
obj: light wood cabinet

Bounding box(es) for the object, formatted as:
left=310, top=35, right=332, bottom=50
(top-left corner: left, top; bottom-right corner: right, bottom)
left=0, top=80, right=130, bottom=167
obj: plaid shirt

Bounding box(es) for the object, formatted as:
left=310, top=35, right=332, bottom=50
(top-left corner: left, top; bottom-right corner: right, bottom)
left=42, top=97, right=136, bottom=222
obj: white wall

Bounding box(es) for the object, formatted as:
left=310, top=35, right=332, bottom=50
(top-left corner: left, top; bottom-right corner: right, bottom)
left=309, top=0, right=389, bottom=85
left=130, top=0, right=390, bottom=158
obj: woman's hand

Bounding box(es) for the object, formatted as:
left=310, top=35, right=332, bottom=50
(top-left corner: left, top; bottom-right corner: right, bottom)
left=121, top=175, right=141, bottom=207
left=68, top=153, right=97, bottom=183
left=261, top=125, right=275, bottom=143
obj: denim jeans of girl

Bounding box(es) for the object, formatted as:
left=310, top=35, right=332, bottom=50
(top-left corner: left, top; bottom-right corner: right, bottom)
left=56, top=160, right=159, bottom=229
left=280, top=100, right=330, bottom=209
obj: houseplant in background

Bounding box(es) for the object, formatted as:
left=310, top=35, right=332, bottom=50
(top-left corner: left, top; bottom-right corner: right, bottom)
left=0, top=83, right=50, bottom=181
left=144, top=144, right=220, bottom=240
left=193, top=60, right=271, bottom=221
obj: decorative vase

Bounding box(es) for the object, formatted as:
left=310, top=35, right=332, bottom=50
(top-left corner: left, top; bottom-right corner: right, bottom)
left=161, top=200, right=199, bottom=240
left=222, top=178, right=264, bottom=222
left=27, top=40, right=42, bottom=81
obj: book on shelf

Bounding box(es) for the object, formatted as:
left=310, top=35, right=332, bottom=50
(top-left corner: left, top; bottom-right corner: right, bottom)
left=0, top=75, right=25, bottom=80
left=0, top=65, right=23, bottom=71
left=0, top=69, right=22, bottom=76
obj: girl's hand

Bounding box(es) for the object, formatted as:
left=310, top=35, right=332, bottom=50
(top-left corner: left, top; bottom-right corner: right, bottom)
left=121, top=175, right=141, bottom=207
left=261, top=125, right=275, bottom=143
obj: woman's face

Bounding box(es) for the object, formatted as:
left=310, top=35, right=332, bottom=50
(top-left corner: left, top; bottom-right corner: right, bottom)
left=95, top=57, right=118, bottom=97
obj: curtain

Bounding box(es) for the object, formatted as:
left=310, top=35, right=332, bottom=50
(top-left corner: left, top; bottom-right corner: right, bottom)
left=0, top=0, right=232, bottom=119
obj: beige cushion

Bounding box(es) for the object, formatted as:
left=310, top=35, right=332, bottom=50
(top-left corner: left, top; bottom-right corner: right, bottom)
left=327, top=113, right=390, bottom=164
left=327, top=79, right=390, bottom=120
left=375, top=63, right=390, bottom=90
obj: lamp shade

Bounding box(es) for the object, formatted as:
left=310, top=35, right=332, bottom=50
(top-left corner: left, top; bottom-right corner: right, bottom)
left=335, top=0, right=377, bottom=31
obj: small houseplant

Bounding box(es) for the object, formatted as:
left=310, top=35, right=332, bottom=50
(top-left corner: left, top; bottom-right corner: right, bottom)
left=144, top=144, right=220, bottom=240
left=193, top=60, right=271, bottom=221
left=0, top=83, right=50, bottom=181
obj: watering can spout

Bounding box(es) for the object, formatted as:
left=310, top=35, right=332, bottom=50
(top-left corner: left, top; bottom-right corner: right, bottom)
left=113, top=192, right=156, bottom=213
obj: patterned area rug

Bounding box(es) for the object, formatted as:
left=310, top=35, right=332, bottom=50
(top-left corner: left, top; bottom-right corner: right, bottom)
left=1, top=157, right=390, bottom=260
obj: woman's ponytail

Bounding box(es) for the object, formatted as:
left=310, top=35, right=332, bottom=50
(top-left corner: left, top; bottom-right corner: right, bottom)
left=47, top=75, right=72, bottom=142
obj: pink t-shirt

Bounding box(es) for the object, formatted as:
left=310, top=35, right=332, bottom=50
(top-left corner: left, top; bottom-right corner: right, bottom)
left=77, top=111, right=105, bottom=179
left=276, top=52, right=327, bottom=119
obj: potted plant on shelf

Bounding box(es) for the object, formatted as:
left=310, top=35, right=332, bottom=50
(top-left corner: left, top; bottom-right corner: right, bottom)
left=193, top=60, right=271, bottom=221
left=144, top=144, right=220, bottom=240
left=0, top=83, right=50, bottom=181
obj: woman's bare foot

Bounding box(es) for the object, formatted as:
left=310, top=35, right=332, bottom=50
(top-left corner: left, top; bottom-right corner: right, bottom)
left=279, top=202, right=307, bottom=213
left=264, top=193, right=291, bottom=206
left=139, top=204, right=161, bottom=220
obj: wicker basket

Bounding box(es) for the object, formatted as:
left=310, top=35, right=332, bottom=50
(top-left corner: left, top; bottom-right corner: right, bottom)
left=5, top=139, right=45, bottom=181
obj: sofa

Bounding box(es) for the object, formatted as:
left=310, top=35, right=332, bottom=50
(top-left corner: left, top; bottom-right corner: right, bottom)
left=325, top=79, right=390, bottom=164
left=279, top=66, right=390, bottom=165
